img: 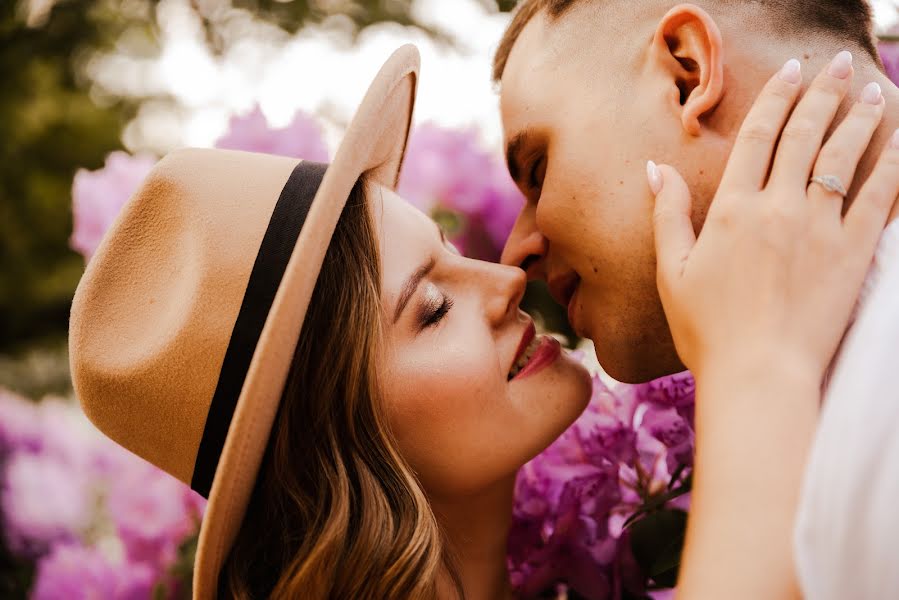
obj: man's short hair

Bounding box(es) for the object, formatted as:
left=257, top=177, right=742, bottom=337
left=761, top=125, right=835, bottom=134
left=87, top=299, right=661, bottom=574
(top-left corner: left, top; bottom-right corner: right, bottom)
left=492, top=0, right=880, bottom=83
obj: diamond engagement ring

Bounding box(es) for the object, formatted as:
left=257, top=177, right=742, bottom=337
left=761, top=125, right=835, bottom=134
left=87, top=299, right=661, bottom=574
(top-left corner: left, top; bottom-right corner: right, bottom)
left=809, top=174, right=848, bottom=197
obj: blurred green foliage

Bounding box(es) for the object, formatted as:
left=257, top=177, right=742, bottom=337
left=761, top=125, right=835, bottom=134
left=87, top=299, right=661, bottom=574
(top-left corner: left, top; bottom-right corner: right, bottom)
left=1, top=1, right=143, bottom=353
left=1, top=0, right=520, bottom=360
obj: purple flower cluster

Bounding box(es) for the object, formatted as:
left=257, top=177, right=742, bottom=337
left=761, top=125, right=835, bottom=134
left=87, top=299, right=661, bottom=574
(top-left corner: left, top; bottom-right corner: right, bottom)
left=70, top=152, right=156, bottom=262
left=0, top=389, right=206, bottom=598
left=881, top=45, right=899, bottom=85
left=879, top=27, right=899, bottom=88
left=398, top=124, right=524, bottom=262
left=509, top=371, right=695, bottom=599
left=214, top=106, right=330, bottom=162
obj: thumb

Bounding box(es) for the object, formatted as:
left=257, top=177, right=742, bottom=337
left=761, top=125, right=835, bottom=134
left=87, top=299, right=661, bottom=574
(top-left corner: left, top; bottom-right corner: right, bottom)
left=648, top=161, right=696, bottom=283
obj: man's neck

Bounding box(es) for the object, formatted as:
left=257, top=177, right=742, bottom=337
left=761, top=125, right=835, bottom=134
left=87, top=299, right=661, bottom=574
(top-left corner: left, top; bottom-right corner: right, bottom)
left=432, top=477, right=516, bottom=600
left=837, top=57, right=899, bottom=224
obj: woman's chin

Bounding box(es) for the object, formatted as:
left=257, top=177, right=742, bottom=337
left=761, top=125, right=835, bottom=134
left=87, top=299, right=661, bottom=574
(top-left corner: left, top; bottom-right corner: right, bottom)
left=556, top=352, right=594, bottom=409
left=519, top=364, right=593, bottom=457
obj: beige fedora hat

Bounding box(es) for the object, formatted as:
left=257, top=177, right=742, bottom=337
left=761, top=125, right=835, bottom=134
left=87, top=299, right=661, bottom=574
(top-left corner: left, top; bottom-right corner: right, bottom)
left=68, top=45, right=419, bottom=598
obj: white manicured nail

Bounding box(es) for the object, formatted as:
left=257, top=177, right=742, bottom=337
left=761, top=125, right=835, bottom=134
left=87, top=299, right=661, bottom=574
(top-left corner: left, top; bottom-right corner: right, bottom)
left=778, top=58, right=801, bottom=84
left=861, top=81, right=883, bottom=105
left=647, top=161, right=663, bottom=195
left=828, top=51, right=853, bottom=79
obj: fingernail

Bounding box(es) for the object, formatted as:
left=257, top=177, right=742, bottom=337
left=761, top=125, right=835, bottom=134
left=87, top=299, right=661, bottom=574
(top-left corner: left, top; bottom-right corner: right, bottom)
left=647, top=160, right=663, bottom=195
left=828, top=50, right=853, bottom=79
left=778, top=58, right=802, bottom=84
left=891, top=128, right=899, bottom=149
left=861, top=81, right=883, bottom=105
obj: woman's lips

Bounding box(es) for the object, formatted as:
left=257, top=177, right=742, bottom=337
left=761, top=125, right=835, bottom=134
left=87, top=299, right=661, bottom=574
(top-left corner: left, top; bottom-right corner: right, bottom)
left=512, top=322, right=537, bottom=368
left=511, top=335, right=561, bottom=381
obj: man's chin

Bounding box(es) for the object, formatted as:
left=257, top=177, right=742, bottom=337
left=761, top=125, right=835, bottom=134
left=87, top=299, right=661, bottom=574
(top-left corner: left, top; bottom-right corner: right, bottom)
left=589, top=331, right=686, bottom=384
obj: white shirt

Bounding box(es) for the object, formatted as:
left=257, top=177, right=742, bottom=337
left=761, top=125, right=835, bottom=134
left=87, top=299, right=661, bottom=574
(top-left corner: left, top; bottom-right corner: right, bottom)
left=794, top=219, right=899, bottom=599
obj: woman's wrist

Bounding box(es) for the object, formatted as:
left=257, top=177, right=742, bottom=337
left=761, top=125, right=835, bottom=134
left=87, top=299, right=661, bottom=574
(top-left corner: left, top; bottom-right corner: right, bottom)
left=677, top=351, right=821, bottom=600
left=693, top=347, right=822, bottom=398
left=693, top=351, right=821, bottom=477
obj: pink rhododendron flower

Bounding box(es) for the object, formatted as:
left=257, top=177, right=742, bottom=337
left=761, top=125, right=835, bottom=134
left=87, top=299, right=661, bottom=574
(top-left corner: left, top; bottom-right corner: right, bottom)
left=106, top=462, right=200, bottom=568
left=879, top=35, right=899, bottom=87
left=71, top=107, right=329, bottom=266
left=0, top=390, right=205, bottom=597
left=70, top=152, right=156, bottom=262
left=641, top=404, right=694, bottom=473
left=31, top=543, right=155, bottom=600
left=1, top=452, right=94, bottom=556
left=0, top=388, right=42, bottom=454
left=398, top=124, right=524, bottom=261
left=215, top=106, right=329, bottom=161
left=33, top=398, right=112, bottom=470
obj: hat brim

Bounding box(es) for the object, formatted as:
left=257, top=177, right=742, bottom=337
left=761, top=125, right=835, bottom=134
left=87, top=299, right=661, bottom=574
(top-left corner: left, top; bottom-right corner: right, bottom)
left=192, top=44, right=420, bottom=599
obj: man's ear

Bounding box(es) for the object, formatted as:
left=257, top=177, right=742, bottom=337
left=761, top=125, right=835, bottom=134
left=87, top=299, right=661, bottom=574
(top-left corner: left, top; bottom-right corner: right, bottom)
left=649, top=4, right=724, bottom=136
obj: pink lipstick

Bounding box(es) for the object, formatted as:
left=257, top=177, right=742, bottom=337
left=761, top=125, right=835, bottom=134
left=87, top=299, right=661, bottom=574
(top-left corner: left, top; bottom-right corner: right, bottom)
left=509, top=335, right=562, bottom=381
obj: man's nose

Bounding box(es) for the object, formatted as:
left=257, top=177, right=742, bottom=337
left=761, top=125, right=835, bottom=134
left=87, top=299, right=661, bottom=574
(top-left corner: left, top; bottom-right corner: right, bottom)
left=500, top=207, right=548, bottom=280
left=484, top=263, right=528, bottom=326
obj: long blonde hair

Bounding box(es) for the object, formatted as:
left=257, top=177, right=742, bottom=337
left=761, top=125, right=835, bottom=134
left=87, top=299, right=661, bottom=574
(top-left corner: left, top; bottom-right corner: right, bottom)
left=219, top=177, right=461, bottom=599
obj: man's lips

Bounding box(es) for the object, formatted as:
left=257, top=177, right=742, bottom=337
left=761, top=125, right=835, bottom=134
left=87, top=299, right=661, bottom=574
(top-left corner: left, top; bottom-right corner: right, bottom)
left=548, top=273, right=581, bottom=313
left=567, top=285, right=581, bottom=333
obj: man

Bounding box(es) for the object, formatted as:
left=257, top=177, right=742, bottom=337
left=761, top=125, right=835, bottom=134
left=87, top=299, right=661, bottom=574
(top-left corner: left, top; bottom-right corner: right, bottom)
left=495, top=1, right=899, bottom=598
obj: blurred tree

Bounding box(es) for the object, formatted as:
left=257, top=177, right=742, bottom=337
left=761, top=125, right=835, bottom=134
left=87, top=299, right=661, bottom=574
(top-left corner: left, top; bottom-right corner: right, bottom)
left=0, top=1, right=148, bottom=353
left=0, top=0, right=519, bottom=354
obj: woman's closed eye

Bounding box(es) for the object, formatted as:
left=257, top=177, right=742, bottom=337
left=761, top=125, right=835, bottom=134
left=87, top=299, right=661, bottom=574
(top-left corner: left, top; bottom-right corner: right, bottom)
left=419, top=287, right=454, bottom=330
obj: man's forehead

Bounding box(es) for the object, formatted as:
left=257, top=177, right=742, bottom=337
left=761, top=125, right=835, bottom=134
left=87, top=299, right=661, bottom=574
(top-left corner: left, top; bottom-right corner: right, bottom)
left=500, top=12, right=563, bottom=115
left=499, top=12, right=561, bottom=154
left=500, top=9, right=589, bottom=183
left=499, top=5, right=612, bottom=135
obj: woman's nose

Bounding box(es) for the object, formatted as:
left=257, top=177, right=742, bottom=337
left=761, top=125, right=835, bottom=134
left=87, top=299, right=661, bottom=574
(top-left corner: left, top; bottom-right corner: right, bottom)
left=484, top=263, right=527, bottom=326
left=500, top=206, right=548, bottom=281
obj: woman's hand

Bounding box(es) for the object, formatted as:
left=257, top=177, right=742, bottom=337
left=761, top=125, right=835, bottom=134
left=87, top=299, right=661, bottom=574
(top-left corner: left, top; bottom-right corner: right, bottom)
left=648, top=52, right=899, bottom=600
left=649, top=52, right=899, bottom=383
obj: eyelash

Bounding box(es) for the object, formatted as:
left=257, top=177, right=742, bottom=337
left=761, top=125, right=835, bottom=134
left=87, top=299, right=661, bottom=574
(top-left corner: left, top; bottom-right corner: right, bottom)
left=422, top=294, right=454, bottom=329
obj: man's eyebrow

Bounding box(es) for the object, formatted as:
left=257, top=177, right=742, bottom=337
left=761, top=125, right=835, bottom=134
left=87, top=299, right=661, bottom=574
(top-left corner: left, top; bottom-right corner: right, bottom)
left=393, top=257, right=437, bottom=324
left=505, top=130, right=530, bottom=186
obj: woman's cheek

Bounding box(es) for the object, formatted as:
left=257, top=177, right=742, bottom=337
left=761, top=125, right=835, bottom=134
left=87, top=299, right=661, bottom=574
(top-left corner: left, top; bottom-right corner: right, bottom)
left=387, top=344, right=499, bottom=426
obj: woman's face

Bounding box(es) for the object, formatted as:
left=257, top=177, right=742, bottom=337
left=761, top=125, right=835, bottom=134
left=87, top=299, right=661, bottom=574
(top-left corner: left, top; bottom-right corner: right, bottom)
left=373, top=185, right=592, bottom=499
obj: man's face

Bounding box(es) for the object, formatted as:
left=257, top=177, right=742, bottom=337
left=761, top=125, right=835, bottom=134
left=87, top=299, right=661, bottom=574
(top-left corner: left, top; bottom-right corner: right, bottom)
left=499, top=8, right=732, bottom=383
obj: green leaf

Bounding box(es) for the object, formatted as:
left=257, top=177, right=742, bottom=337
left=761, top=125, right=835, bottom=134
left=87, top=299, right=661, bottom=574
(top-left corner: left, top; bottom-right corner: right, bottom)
left=628, top=508, right=688, bottom=589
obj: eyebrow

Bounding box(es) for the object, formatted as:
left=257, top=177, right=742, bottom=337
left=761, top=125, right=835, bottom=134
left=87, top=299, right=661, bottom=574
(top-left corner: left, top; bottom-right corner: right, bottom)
left=392, top=222, right=450, bottom=324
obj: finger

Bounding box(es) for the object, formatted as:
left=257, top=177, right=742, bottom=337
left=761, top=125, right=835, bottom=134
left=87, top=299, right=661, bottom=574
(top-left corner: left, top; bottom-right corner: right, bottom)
left=843, top=128, right=899, bottom=255
left=721, top=58, right=803, bottom=190
left=650, top=162, right=696, bottom=285
left=808, top=82, right=885, bottom=214
left=768, top=51, right=855, bottom=190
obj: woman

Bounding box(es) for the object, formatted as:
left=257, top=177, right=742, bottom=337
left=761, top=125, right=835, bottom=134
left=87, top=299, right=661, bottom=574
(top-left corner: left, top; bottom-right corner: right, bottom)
left=68, top=46, right=897, bottom=599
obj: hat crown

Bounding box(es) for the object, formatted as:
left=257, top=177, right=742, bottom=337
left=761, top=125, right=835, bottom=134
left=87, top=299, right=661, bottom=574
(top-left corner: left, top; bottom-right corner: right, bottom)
left=69, top=148, right=299, bottom=484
